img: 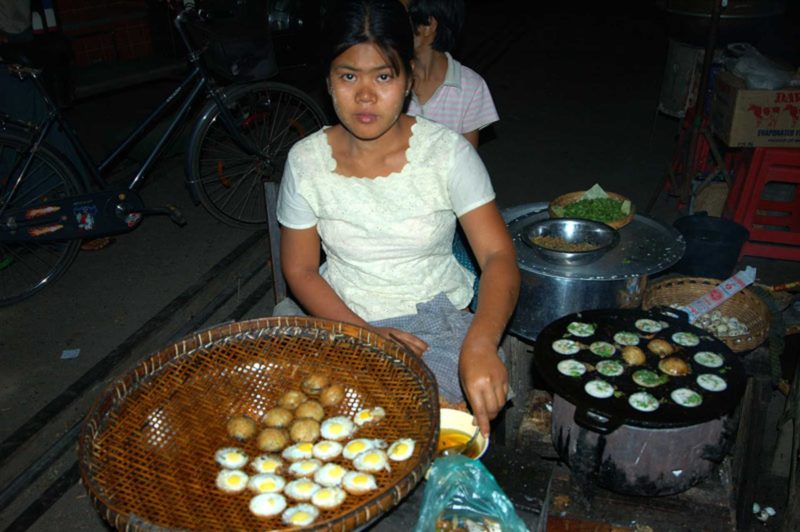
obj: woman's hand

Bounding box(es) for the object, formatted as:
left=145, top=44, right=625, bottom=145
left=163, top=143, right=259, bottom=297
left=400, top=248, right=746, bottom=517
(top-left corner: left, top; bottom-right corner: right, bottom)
left=459, top=337, right=509, bottom=437
left=373, top=327, right=428, bottom=357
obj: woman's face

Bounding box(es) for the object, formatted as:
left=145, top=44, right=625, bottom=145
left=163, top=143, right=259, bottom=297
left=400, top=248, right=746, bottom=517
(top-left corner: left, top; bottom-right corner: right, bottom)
left=328, top=42, right=410, bottom=141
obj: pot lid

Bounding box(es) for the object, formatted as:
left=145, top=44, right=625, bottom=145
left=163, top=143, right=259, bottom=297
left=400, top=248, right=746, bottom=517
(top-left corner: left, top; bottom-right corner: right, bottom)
left=534, top=308, right=746, bottom=431
left=506, top=206, right=685, bottom=280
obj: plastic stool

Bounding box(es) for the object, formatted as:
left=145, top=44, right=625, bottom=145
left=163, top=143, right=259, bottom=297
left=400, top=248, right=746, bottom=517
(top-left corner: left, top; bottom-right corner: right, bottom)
left=728, top=148, right=800, bottom=261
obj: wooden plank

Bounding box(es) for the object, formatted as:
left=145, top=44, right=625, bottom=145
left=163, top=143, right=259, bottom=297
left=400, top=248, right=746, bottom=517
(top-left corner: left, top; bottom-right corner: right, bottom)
left=499, top=334, right=535, bottom=446
left=264, top=182, right=287, bottom=305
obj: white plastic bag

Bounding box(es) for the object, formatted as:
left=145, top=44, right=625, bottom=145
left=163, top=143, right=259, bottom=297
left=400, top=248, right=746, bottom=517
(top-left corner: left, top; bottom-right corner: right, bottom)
left=724, top=43, right=793, bottom=90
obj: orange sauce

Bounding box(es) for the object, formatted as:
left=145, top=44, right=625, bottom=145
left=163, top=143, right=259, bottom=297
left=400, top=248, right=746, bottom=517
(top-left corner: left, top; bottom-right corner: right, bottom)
left=437, top=428, right=481, bottom=459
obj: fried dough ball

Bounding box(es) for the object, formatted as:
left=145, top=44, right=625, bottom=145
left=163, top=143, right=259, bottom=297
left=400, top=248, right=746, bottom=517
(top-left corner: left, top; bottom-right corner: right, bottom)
left=279, top=390, right=308, bottom=410
left=320, top=384, right=346, bottom=408
left=290, top=418, right=321, bottom=443
left=658, top=356, right=690, bottom=376
left=262, top=407, right=294, bottom=428
left=257, top=428, right=290, bottom=452
left=227, top=415, right=258, bottom=441
left=295, top=400, right=325, bottom=422
left=622, top=346, right=646, bottom=366
left=648, top=338, right=675, bottom=357
left=302, top=374, right=330, bottom=396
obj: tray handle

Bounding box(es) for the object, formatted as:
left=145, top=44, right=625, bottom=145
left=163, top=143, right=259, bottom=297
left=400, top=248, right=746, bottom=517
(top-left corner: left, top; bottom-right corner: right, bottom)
left=573, top=407, right=622, bottom=435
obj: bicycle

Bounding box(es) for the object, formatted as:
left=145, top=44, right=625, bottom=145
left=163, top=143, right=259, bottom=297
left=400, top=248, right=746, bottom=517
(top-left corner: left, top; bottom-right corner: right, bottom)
left=0, top=4, right=328, bottom=306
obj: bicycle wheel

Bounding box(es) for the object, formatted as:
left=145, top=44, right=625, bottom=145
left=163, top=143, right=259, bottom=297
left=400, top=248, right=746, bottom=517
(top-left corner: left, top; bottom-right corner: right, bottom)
left=187, top=81, right=328, bottom=228
left=0, top=132, right=84, bottom=306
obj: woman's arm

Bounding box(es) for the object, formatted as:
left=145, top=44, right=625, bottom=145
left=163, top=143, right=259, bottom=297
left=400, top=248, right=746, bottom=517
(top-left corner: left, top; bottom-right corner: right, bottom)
left=280, top=226, right=429, bottom=354
left=463, top=130, right=479, bottom=148
left=457, top=201, right=520, bottom=436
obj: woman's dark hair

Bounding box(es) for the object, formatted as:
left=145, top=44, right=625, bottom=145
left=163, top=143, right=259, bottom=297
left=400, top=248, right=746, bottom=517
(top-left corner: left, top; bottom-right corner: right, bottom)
left=324, top=0, right=414, bottom=76
left=407, top=0, right=464, bottom=52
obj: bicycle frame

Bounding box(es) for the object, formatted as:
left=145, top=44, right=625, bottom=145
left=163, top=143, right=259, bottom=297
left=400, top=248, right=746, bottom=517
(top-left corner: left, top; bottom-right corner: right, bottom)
left=0, top=7, right=266, bottom=242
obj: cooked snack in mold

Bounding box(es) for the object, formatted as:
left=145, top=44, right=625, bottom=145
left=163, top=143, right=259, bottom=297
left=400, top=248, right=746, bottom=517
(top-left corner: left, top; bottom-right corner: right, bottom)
left=658, top=356, right=690, bottom=376
left=632, top=369, right=668, bottom=388
left=290, top=418, right=321, bottom=443
left=302, top=374, right=330, bottom=396
left=589, top=341, right=616, bottom=358
left=278, top=390, right=307, bottom=410
left=672, top=331, right=700, bottom=347
left=226, top=415, right=258, bottom=441
left=311, top=486, right=347, bottom=510
left=352, top=449, right=391, bottom=473
left=567, top=321, right=595, bottom=337
left=320, top=384, right=346, bottom=408
left=387, top=438, right=416, bottom=461
left=247, top=473, right=286, bottom=494
left=647, top=338, right=674, bottom=357
left=552, top=339, right=580, bottom=355
left=282, top=442, right=314, bottom=462
left=635, top=319, right=663, bottom=333
left=671, top=388, right=703, bottom=408
left=622, top=346, right=646, bottom=366
left=697, top=373, right=727, bottom=392
left=288, top=459, right=322, bottom=478
left=584, top=379, right=614, bottom=399
left=295, top=400, right=325, bottom=422
left=596, top=359, right=625, bottom=377
left=694, top=351, right=724, bottom=368
left=262, top=407, right=294, bottom=428
left=250, top=454, right=284, bottom=474
left=256, top=428, right=290, bottom=452
left=283, top=478, right=321, bottom=501
left=314, top=463, right=348, bottom=487
left=628, top=392, right=659, bottom=412
left=249, top=493, right=287, bottom=517
left=216, top=469, right=248, bottom=493
left=342, top=471, right=378, bottom=495
left=215, top=447, right=248, bottom=469
left=282, top=503, right=320, bottom=526
left=354, top=406, right=386, bottom=426
left=312, top=440, right=343, bottom=461
left=557, top=359, right=586, bottom=378
left=614, top=332, right=640, bottom=346
left=320, top=416, right=356, bottom=441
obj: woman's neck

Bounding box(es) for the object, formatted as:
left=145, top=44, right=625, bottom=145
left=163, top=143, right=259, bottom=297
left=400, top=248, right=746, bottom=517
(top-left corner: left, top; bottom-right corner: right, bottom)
left=333, top=116, right=414, bottom=178
left=412, top=48, right=448, bottom=105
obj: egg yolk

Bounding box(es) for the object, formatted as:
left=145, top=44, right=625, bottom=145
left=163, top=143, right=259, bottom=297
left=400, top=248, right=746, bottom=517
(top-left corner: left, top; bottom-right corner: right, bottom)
left=356, top=411, right=372, bottom=421
left=348, top=441, right=366, bottom=453
left=329, top=423, right=343, bottom=434
left=353, top=475, right=368, bottom=485
left=317, top=490, right=332, bottom=500
left=318, top=443, right=331, bottom=451
left=300, top=462, right=315, bottom=471
left=226, top=475, right=243, bottom=487
left=297, top=481, right=313, bottom=494
left=392, top=444, right=408, bottom=456
left=225, top=452, right=241, bottom=462
left=259, top=480, right=276, bottom=491
left=298, top=443, right=313, bottom=452
left=364, top=453, right=380, bottom=465
left=290, top=512, right=311, bottom=524
left=330, top=465, right=344, bottom=476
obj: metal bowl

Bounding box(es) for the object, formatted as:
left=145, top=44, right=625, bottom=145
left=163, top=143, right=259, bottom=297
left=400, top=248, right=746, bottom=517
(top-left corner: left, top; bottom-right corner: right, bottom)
left=523, top=218, right=619, bottom=266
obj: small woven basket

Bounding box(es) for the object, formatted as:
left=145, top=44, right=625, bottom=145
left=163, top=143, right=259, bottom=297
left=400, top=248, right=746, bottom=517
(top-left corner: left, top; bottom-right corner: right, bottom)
left=548, top=190, right=635, bottom=230
left=79, top=317, right=439, bottom=531
left=642, top=276, right=770, bottom=352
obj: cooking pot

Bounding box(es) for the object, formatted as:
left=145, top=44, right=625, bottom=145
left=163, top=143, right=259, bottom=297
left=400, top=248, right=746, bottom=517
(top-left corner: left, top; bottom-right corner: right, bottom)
left=503, top=204, right=685, bottom=342
left=535, top=308, right=746, bottom=496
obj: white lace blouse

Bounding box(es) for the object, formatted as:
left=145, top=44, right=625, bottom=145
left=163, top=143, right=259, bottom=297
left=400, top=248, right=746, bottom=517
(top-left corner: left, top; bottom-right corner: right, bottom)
left=276, top=117, right=495, bottom=321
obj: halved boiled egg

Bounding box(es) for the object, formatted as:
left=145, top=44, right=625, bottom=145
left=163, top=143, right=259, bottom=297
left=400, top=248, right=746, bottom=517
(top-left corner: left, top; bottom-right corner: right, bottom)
left=215, top=447, right=248, bottom=469
left=216, top=469, right=248, bottom=493
left=387, top=438, right=415, bottom=461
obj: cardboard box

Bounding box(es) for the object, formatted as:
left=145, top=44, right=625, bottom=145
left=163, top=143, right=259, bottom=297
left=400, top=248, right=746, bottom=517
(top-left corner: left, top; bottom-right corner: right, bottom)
left=711, top=71, right=800, bottom=148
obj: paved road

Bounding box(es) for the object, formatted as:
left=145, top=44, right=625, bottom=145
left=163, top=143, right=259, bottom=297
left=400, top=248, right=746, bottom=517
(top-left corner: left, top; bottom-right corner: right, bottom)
left=1, top=1, right=798, bottom=530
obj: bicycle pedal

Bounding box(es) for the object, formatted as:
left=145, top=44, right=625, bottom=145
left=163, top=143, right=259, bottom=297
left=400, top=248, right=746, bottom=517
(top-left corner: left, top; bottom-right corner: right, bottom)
left=165, top=204, right=187, bottom=226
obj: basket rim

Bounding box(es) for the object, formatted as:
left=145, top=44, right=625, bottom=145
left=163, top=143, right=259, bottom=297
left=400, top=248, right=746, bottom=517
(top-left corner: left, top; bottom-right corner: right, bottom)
left=78, top=316, right=439, bottom=531
left=548, top=190, right=635, bottom=230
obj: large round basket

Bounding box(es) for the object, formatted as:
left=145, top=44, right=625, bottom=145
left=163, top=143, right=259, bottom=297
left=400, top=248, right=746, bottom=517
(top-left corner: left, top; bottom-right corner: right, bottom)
left=642, top=276, right=770, bottom=352
left=548, top=190, right=635, bottom=230
left=78, top=317, right=439, bottom=531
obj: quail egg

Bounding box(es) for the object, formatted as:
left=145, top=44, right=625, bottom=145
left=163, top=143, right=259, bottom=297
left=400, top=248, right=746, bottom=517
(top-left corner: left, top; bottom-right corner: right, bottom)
left=215, top=447, right=248, bottom=469
left=342, top=471, right=378, bottom=495
left=256, top=428, right=290, bottom=452
left=302, top=374, right=330, bottom=396
left=282, top=503, right=320, bottom=526
left=387, top=438, right=416, bottom=462
left=247, top=473, right=286, bottom=494
left=250, top=454, right=284, bottom=475
left=320, top=384, right=346, bottom=408
left=311, top=486, right=347, bottom=510
left=283, top=478, right=321, bottom=501
left=278, top=390, right=307, bottom=410
left=295, top=400, right=325, bottom=422
left=249, top=492, right=287, bottom=517
left=282, top=442, right=314, bottom=462
left=312, top=440, right=343, bottom=461
left=288, top=459, right=322, bottom=478
left=342, top=438, right=385, bottom=460
left=353, top=407, right=385, bottom=427
left=226, top=415, right=258, bottom=441
left=320, top=416, right=356, bottom=441
left=262, top=407, right=294, bottom=428
left=313, top=462, right=348, bottom=487
left=352, top=449, right=390, bottom=473
left=216, top=469, right=248, bottom=493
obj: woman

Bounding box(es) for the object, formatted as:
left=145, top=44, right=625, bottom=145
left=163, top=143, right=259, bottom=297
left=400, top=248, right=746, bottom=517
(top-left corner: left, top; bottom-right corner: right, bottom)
left=276, top=0, right=519, bottom=436
left=403, top=0, right=499, bottom=148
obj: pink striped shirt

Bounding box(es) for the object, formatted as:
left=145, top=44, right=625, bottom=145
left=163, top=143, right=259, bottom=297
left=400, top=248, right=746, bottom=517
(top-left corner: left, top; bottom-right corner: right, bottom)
left=407, top=52, right=499, bottom=134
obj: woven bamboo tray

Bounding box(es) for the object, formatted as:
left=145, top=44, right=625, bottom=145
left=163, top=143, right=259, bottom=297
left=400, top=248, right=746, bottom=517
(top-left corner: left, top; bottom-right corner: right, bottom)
left=79, top=317, right=439, bottom=531
left=642, top=276, right=770, bottom=352
left=548, top=190, right=635, bottom=230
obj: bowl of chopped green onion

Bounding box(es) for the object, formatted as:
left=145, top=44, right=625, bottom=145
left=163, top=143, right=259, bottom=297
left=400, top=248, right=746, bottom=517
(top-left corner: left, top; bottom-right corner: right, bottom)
left=548, top=191, right=634, bottom=229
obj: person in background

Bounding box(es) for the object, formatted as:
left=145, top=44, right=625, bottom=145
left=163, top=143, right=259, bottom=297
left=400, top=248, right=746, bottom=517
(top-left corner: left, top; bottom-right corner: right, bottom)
left=276, top=0, right=519, bottom=435
left=402, top=0, right=498, bottom=148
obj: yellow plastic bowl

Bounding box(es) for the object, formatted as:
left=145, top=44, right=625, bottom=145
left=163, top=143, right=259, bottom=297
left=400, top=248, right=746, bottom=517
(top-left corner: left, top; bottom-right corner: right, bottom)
left=439, top=408, right=489, bottom=460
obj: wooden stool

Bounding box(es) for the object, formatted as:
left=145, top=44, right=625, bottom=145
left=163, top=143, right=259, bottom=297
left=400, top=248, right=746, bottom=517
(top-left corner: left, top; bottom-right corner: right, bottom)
left=725, top=147, right=800, bottom=261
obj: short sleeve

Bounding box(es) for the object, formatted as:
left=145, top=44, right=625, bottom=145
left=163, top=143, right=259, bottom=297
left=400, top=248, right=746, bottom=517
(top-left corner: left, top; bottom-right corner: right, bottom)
left=461, top=72, right=499, bottom=133
left=276, top=158, right=317, bottom=229
left=447, top=137, right=495, bottom=217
